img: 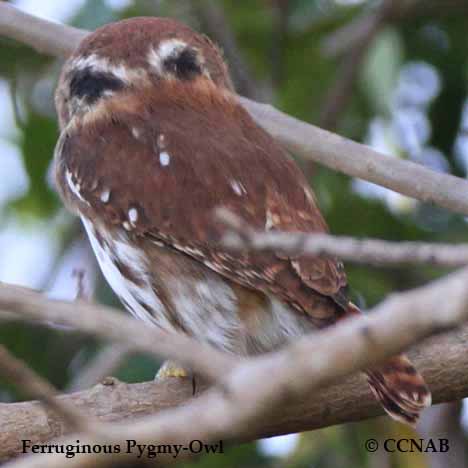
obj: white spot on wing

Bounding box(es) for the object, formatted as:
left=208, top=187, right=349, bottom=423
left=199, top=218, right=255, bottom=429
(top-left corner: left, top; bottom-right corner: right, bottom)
left=65, top=169, right=89, bottom=205
left=160, top=151, right=171, bottom=166
left=265, top=209, right=274, bottom=230
left=158, top=134, right=166, bottom=148
left=183, top=246, right=203, bottom=256
left=128, top=207, right=138, bottom=224
left=230, top=179, right=246, bottom=196
left=132, top=127, right=141, bottom=139
left=123, top=221, right=131, bottom=231
left=100, top=189, right=110, bottom=203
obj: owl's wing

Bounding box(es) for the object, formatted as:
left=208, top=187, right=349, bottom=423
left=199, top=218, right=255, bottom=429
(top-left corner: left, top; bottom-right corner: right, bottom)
left=57, top=89, right=347, bottom=326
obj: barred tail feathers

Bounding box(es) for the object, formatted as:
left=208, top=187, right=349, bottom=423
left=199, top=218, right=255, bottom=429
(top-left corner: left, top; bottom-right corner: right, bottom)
left=345, top=302, right=431, bottom=425
left=365, top=355, right=431, bottom=426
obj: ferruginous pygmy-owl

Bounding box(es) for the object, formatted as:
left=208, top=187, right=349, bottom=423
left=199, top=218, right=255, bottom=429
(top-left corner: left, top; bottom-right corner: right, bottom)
left=54, top=17, right=430, bottom=425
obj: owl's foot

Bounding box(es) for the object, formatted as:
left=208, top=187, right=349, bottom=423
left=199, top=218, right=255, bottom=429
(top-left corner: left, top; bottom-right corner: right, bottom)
left=156, top=360, right=190, bottom=380
left=156, top=361, right=199, bottom=396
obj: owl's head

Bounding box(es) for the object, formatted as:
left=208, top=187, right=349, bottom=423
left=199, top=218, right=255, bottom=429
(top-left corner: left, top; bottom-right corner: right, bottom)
left=55, top=17, right=233, bottom=128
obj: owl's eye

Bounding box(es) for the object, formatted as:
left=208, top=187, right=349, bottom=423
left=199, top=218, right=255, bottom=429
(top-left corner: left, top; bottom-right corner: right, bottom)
left=69, top=67, right=124, bottom=104
left=163, top=47, right=203, bottom=80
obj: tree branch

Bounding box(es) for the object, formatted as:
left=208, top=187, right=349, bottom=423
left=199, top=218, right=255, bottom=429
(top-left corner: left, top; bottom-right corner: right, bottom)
left=0, top=283, right=236, bottom=382
left=2, top=266, right=468, bottom=465
left=2, top=3, right=468, bottom=216
left=0, top=3, right=86, bottom=57
left=319, top=0, right=394, bottom=130
left=192, top=0, right=260, bottom=99
left=322, top=0, right=468, bottom=58
left=2, top=322, right=468, bottom=462
left=0, top=345, right=93, bottom=434
left=240, top=97, right=468, bottom=216
left=217, top=209, right=468, bottom=267
left=66, top=344, right=131, bottom=392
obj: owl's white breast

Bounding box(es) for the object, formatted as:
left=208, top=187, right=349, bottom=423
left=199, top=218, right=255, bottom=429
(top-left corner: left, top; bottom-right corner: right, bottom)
left=80, top=216, right=174, bottom=331
left=81, top=216, right=311, bottom=355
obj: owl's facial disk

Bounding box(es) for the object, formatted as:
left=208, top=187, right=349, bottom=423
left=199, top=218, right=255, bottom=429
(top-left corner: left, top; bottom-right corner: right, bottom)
left=57, top=39, right=209, bottom=127
left=55, top=18, right=232, bottom=128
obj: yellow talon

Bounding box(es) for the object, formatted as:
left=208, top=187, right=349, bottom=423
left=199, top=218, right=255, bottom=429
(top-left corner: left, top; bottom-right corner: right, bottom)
left=156, top=361, right=189, bottom=379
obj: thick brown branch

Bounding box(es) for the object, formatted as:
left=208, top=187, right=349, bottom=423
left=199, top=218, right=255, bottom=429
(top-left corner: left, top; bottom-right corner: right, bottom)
left=2, top=4, right=468, bottom=215
left=1, top=323, right=468, bottom=462
left=2, top=267, right=468, bottom=466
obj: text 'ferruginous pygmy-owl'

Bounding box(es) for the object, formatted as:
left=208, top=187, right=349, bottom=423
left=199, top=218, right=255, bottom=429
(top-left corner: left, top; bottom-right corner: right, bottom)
left=54, top=17, right=431, bottom=425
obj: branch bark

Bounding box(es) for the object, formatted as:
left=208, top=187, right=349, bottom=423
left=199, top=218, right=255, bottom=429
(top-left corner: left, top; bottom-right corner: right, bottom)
left=2, top=266, right=468, bottom=465
left=0, top=345, right=93, bottom=434
left=0, top=283, right=236, bottom=382
left=2, top=3, right=468, bottom=216
left=0, top=3, right=86, bottom=57
left=2, top=323, right=468, bottom=462
left=217, top=209, right=468, bottom=267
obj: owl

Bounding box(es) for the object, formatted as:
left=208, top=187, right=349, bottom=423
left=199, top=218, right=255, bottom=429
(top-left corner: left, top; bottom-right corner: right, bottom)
left=54, top=17, right=430, bottom=425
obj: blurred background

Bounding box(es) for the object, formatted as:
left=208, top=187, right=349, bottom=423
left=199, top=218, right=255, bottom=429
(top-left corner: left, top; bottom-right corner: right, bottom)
left=1, top=0, right=468, bottom=466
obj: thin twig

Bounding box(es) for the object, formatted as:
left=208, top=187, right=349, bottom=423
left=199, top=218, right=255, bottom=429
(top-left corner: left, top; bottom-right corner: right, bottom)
left=319, top=0, right=394, bottom=130
left=193, top=0, right=260, bottom=99
left=322, top=0, right=468, bottom=58
left=66, top=344, right=131, bottom=392
left=0, top=345, right=94, bottom=433
left=0, top=283, right=236, bottom=382
left=322, top=1, right=393, bottom=58
left=217, top=209, right=468, bottom=267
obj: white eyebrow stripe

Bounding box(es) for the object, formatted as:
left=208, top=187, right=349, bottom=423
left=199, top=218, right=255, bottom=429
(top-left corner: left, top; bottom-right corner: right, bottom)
left=69, top=54, right=147, bottom=84
left=147, top=47, right=163, bottom=75
left=147, top=39, right=188, bottom=74
left=158, top=39, right=187, bottom=60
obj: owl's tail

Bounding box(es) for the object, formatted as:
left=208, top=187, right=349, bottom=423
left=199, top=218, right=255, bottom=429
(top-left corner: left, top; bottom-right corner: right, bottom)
left=365, top=355, right=431, bottom=426
left=346, top=303, right=431, bottom=425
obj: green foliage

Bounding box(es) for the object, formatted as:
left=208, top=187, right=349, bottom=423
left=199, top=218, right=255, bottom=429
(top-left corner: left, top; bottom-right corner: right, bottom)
left=12, top=111, right=60, bottom=216
left=362, top=27, right=404, bottom=115
left=71, top=0, right=118, bottom=29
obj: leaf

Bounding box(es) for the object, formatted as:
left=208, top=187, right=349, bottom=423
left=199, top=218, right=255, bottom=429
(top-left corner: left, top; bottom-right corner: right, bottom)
left=361, top=27, right=404, bottom=114
left=10, top=112, right=60, bottom=217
